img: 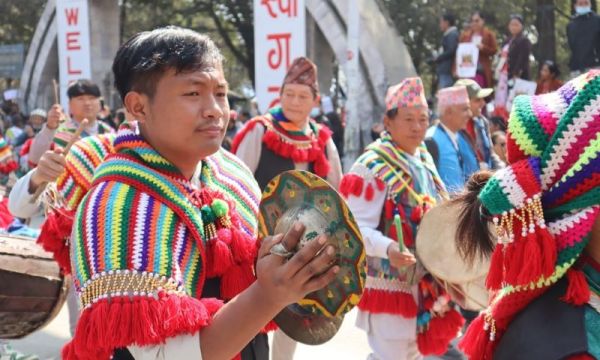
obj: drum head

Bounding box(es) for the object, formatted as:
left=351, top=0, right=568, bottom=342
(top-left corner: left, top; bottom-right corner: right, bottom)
left=259, top=171, right=366, bottom=319
left=274, top=304, right=343, bottom=345
left=416, top=202, right=490, bottom=284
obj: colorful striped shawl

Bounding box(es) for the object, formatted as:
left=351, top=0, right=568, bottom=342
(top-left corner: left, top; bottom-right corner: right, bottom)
left=52, top=119, right=114, bottom=150
left=356, top=132, right=446, bottom=201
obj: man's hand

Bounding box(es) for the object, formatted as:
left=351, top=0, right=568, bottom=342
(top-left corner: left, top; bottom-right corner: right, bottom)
left=46, top=104, right=65, bottom=130
left=255, top=222, right=339, bottom=308
left=387, top=244, right=416, bottom=270
left=29, top=148, right=66, bottom=193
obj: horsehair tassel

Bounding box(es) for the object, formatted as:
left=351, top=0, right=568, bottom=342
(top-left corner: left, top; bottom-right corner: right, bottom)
left=394, top=214, right=405, bottom=252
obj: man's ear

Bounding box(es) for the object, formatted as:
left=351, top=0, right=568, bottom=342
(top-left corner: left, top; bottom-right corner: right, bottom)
left=124, top=91, right=148, bottom=123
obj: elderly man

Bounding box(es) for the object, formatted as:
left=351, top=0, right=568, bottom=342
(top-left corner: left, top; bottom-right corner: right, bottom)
left=455, top=78, right=503, bottom=170
left=425, top=86, right=479, bottom=193
left=27, top=79, right=113, bottom=165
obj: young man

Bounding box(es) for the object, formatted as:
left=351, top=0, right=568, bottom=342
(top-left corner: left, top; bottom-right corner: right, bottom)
left=425, top=85, right=479, bottom=193
left=341, top=78, right=464, bottom=360
left=63, top=27, right=338, bottom=360
left=434, top=13, right=459, bottom=89
left=28, top=79, right=114, bottom=165
left=232, top=56, right=342, bottom=190
left=232, top=56, right=343, bottom=359
left=454, top=78, right=503, bottom=170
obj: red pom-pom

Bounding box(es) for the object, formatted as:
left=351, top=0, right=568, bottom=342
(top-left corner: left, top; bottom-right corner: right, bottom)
left=365, top=183, right=375, bottom=201
left=209, top=239, right=234, bottom=277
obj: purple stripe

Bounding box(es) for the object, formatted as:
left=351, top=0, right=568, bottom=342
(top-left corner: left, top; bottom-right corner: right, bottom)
left=527, top=157, right=542, bottom=186
left=178, top=226, right=188, bottom=264
left=558, top=81, right=577, bottom=106
left=90, top=182, right=108, bottom=273
left=140, top=196, right=154, bottom=271
left=543, top=155, right=600, bottom=206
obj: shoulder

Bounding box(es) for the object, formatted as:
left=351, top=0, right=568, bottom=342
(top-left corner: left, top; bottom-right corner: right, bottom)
left=425, top=124, right=440, bottom=138
left=206, top=148, right=261, bottom=198
left=231, top=116, right=269, bottom=152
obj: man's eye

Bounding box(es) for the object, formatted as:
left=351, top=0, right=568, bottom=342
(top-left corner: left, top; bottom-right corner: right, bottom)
left=216, top=92, right=227, bottom=98
left=185, top=92, right=200, bottom=96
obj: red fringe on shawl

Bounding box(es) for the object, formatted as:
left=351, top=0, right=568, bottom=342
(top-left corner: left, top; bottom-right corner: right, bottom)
left=37, top=208, right=76, bottom=274
left=561, top=269, right=591, bottom=306
left=62, top=292, right=223, bottom=360
left=340, top=174, right=364, bottom=198
left=357, top=288, right=418, bottom=317
left=486, top=244, right=504, bottom=290
left=417, top=309, right=465, bottom=355
left=231, top=118, right=332, bottom=179
left=568, top=354, right=596, bottom=360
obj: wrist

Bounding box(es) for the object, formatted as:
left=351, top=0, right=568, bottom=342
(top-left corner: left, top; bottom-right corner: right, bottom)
left=28, top=172, right=42, bottom=194
left=246, top=281, right=286, bottom=312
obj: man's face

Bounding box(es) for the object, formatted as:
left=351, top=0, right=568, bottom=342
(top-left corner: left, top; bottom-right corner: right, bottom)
left=469, top=97, right=486, bottom=117
left=137, top=65, right=229, bottom=164
left=442, top=103, right=472, bottom=132
left=69, top=94, right=101, bottom=122
left=280, top=84, right=319, bottom=127
left=439, top=18, right=448, bottom=32
left=29, top=115, right=45, bottom=129
left=384, top=107, right=429, bottom=154
left=576, top=0, right=591, bottom=8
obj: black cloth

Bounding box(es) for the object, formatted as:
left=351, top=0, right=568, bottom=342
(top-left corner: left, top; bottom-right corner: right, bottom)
left=507, top=34, right=532, bottom=80
left=567, top=12, right=600, bottom=72
left=494, top=278, right=588, bottom=360
left=255, top=142, right=315, bottom=190
left=435, top=27, right=460, bottom=76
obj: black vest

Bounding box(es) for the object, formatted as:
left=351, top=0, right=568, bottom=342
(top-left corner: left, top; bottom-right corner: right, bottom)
left=494, top=278, right=589, bottom=360
left=255, top=142, right=315, bottom=190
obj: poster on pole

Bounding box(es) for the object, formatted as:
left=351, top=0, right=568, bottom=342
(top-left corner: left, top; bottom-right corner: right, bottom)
left=455, top=43, right=479, bottom=79
left=254, top=0, right=306, bottom=113
left=56, top=0, right=92, bottom=113
left=506, top=78, right=537, bottom=111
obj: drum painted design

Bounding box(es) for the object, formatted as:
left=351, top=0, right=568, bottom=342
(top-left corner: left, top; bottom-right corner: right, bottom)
left=259, top=170, right=366, bottom=318
left=0, top=235, right=68, bottom=339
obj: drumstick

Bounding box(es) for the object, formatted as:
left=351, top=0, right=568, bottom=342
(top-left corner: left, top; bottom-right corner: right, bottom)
left=52, top=79, right=59, bottom=105
left=31, top=119, right=89, bottom=202
left=393, top=214, right=405, bottom=252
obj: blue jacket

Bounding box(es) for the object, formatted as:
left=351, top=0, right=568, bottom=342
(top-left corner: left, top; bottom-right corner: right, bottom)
left=425, top=124, right=479, bottom=193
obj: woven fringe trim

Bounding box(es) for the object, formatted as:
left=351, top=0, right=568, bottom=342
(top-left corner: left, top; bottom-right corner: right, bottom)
left=62, top=292, right=222, bottom=359
left=357, top=288, right=418, bottom=318
left=417, top=309, right=465, bottom=356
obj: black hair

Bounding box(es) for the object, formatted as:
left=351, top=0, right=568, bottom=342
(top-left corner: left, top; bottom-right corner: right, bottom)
left=442, top=13, right=456, bottom=26
left=490, top=116, right=508, bottom=132
left=450, top=171, right=495, bottom=265
left=67, top=79, right=101, bottom=99
left=542, top=60, right=561, bottom=78
left=471, top=10, right=485, bottom=22
left=509, top=14, right=524, bottom=25
left=385, top=108, right=399, bottom=119
left=491, top=130, right=506, bottom=145
left=112, top=26, right=223, bottom=101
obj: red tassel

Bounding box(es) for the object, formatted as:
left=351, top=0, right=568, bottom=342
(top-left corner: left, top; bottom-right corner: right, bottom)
left=538, top=227, right=557, bottom=278
left=384, top=200, right=394, bottom=220
left=504, top=241, right=524, bottom=285
left=517, top=231, right=542, bottom=285
left=561, top=269, right=590, bottom=306
left=418, top=309, right=465, bottom=355
left=313, top=152, right=331, bottom=179
left=357, top=289, right=417, bottom=317
left=340, top=174, right=364, bottom=198
left=37, top=208, right=76, bottom=274
left=375, top=178, right=386, bottom=191
left=209, top=239, right=234, bottom=277
left=459, top=314, right=490, bottom=360
left=486, top=244, right=504, bottom=290
left=229, top=229, right=256, bottom=264
left=261, top=320, right=279, bottom=333
left=365, top=183, right=375, bottom=201
left=220, top=262, right=256, bottom=300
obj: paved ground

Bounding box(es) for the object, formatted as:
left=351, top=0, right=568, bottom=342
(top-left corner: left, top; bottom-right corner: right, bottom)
left=7, top=305, right=371, bottom=360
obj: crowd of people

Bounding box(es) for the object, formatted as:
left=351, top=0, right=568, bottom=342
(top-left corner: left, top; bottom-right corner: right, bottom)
left=0, top=2, right=597, bottom=360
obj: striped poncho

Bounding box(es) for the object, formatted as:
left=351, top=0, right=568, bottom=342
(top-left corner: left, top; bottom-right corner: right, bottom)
left=62, top=123, right=262, bottom=359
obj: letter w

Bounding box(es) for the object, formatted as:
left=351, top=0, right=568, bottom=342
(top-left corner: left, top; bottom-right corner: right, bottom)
left=65, top=8, right=79, bottom=26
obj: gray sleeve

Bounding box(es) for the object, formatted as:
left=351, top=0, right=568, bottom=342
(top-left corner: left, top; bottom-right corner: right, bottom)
left=28, top=124, right=57, bottom=165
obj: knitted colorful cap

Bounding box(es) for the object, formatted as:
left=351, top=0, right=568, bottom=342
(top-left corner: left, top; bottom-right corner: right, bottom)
left=385, top=77, right=428, bottom=111
left=460, top=70, right=600, bottom=358
left=282, top=57, right=319, bottom=94
left=437, top=85, right=469, bottom=108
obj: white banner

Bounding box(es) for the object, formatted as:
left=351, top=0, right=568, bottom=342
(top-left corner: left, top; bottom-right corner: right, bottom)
left=254, top=0, right=306, bottom=113
left=455, top=42, right=479, bottom=79
left=56, top=0, right=92, bottom=113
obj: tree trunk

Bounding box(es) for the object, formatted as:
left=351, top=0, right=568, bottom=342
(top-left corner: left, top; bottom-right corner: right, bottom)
left=536, top=0, right=556, bottom=62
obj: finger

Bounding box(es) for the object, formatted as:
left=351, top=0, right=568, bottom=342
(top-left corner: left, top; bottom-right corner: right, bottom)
left=285, top=233, right=326, bottom=278
left=258, top=234, right=283, bottom=259
left=294, top=243, right=336, bottom=283
left=280, top=222, right=304, bottom=253
left=302, top=265, right=339, bottom=294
